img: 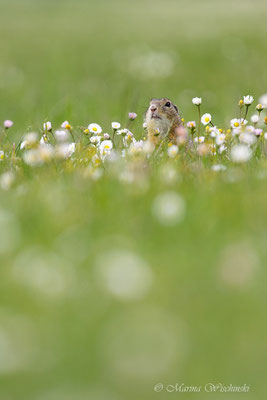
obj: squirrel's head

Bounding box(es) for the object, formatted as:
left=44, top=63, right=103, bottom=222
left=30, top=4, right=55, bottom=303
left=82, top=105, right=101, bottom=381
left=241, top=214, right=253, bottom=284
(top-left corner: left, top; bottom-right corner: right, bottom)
left=145, top=98, right=180, bottom=138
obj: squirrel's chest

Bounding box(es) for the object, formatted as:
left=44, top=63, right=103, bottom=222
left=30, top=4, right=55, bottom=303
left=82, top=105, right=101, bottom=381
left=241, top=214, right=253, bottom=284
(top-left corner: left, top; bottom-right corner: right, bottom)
left=146, top=118, right=171, bottom=144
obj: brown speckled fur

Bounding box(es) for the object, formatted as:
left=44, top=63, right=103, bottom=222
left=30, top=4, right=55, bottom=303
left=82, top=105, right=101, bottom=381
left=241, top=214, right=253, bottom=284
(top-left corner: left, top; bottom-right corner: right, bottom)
left=145, top=98, right=182, bottom=145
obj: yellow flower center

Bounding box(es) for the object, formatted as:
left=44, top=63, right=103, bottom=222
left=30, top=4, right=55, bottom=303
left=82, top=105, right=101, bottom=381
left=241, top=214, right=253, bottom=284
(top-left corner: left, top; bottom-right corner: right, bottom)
left=104, top=145, right=110, bottom=149
left=205, top=117, right=210, bottom=123
left=84, top=129, right=89, bottom=134
left=92, top=127, right=97, bottom=132
left=65, top=124, right=71, bottom=130
left=234, top=122, right=239, bottom=127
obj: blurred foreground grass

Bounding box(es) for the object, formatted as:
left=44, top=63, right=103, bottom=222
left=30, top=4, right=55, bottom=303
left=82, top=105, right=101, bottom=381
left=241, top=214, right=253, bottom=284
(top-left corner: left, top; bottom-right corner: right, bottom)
left=0, top=0, right=267, bottom=399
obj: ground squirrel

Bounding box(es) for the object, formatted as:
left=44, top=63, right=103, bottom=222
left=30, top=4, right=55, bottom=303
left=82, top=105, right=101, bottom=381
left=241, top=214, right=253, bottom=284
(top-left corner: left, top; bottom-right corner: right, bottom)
left=145, top=98, right=184, bottom=145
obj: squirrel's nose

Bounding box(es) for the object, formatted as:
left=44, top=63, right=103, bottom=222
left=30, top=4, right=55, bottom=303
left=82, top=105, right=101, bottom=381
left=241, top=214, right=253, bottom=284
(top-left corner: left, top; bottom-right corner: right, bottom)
left=150, top=105, right=157, bottom=112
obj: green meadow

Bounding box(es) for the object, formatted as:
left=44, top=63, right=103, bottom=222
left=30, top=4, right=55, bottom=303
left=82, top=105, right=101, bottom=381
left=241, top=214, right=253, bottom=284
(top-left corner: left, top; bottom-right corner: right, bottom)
left=0, top=0, right=266, bottom=399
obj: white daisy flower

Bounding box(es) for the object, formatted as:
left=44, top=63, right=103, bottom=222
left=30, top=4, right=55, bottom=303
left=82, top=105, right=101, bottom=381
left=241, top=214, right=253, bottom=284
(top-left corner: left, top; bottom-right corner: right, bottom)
left=201, top=113, right=212, bottom=125
left=216, top=134, right=226, bottom=145
left=230, top=144, right=252, bottom=163
left=54, top=130, right=69, bottom=142
left=192, top=97, right=202, bottom=106
left=230, top=118, right=248, bottom=129
left=194, top=136, right=205, bottom=143
left=128, top=140, right=144, bottom=155
left=61, top=120, right=71, bottom=129
left=251, top=115, right=259, bottom=124
left=88, top=123, right=102, bottom=135
left=111, top=122, right=121, bottom=130
left=239, top=132, right=257, bottom=145
left=99, top=140, right=113, bottom=153
left=243, top=95, right=254, bottom=105
left=43, top=121, right=52, bottom=131
left=167, top=145, right=179, bottom=158
left=90, top=136, right=101, bottom=145
left=187, top=121, right=196, bottom=129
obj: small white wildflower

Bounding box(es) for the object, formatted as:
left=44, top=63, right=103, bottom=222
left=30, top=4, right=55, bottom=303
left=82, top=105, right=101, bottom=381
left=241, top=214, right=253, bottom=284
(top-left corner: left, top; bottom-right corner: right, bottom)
left=251, top=114, right=259, bottom=124
left=231, top=118, right=242, bottom=129
left=216, top=134, right=226, bottom=145
left=194, top=136, right=205, bottom=144
left=231, top=144, right=252, bottom=163
left=201, top=113, right=211, bottom=125
left=117, top=128, right=130, bottom=136
left=128, top=112, right=137, bottom=120
left=187, top=121, right=196, bottom=129
left=243, top=95, right=254, bottom=106
left=68, top=142, right=76, bottom=155
left=99, top=140, right=113, bottom=154
left=243, top=95, right=254, bottom=105
left=43, top=121, right=52, bottom=131
left=103, top=133, right=110, bottom=139
left=4, top=120, right=13, bottom=129
left=54, top=130, right=69, bottom=142
left=90, top=136, right=101, bottom=145
left=192, top=97, right=202, bottom=106
left=167, top=145, right=179, bottom=158
left=143, top=122, right=147, bottom=129
left=88, top=123, right=102, bottom=135
left=128, top=139, right=144, bottom=155
left=61, top=120, right=71, bottom=129
left=245, top=125, right=256, bottom=133
left=239, top=132, right=257, bottom=145
left=255, top=128, right=262, bottom=137
left=111, top=122, right=121, bottom=130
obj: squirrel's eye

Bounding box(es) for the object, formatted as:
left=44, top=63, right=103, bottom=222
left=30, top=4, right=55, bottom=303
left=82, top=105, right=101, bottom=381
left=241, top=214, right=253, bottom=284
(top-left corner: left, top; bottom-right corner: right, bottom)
left=165, top=101, right=171, bottom=107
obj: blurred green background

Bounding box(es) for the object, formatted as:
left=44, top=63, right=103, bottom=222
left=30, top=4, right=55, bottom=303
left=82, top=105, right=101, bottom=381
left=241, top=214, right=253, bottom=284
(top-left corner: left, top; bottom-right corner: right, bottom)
left=0, top=0, right=267, bottom=399
left=1, top=0, right=267, bottom=130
